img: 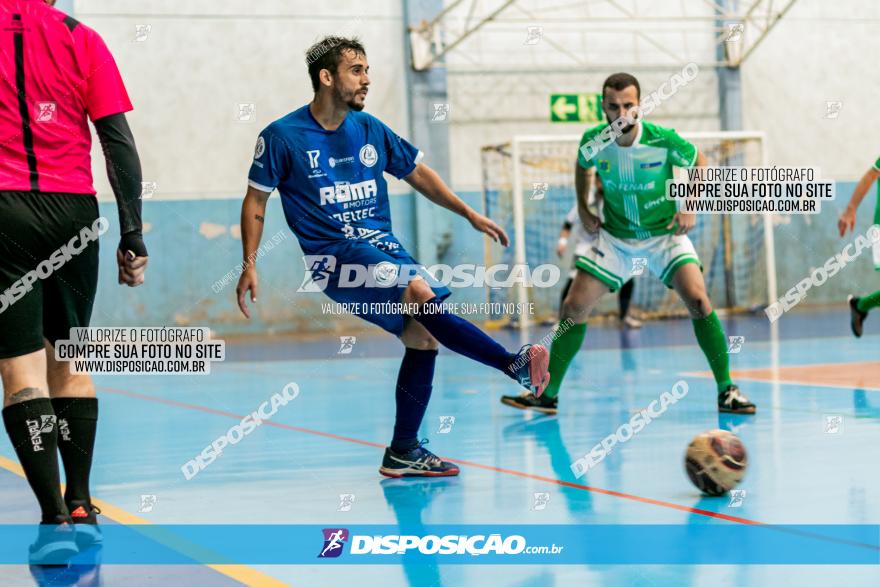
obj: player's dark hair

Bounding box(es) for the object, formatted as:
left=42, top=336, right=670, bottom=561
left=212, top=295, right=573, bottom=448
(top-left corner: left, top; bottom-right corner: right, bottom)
left=602, top=72, right=640, bottom=100
left=306, top=36, right=366, bottom=93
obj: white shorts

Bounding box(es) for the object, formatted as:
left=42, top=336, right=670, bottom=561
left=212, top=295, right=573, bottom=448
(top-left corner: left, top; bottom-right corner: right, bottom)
left=573, top=229, right=701, bottom=292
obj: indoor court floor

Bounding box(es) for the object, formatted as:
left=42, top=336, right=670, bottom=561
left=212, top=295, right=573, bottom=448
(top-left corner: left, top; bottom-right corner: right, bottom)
left=1, top=308, right=878, bottom=586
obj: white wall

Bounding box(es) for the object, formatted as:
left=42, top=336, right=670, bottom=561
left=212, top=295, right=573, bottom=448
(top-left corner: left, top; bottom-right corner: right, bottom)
left=442, top=0, right=721, bottom=191
left=741, top=0, right=880, bottom=179
left=442, top=0, right=880, bottom=189
left=73, top=0, right=880, bottom=195
left=448, top=70, right=721, bottom=191
left=73, top=0, right=413, bottom=200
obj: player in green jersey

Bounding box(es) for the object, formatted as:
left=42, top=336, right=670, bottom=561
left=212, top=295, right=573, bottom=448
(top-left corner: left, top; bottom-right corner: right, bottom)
left=502, top=72, right=756, bottom=415
left=837, top=157, right=880, bottom=337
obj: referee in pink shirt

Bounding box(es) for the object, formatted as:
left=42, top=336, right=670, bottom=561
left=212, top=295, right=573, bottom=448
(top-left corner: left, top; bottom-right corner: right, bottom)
left=0, top=0, right=147, bottom=562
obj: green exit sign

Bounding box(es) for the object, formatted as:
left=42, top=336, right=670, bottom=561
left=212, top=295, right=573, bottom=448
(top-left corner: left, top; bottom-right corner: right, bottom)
left=550, top=93, right=603, bottom=123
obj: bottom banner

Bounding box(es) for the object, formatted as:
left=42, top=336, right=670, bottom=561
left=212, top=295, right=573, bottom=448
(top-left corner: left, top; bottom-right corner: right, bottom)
left=0, top=524, right=877, bottom=565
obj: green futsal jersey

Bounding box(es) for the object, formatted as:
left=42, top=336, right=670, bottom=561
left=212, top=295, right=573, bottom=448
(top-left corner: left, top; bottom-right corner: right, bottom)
left=577, top=121, right=698, bottom=239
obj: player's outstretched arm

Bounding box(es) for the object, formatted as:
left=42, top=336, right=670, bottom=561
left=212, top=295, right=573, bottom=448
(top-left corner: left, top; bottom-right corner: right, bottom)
left=94, top=113, right=148, bottom=287
left=838, top=166, right=880, bottom=236
left=574, top=163, right=600, bottom=233
left=403, top=162, right=509, bottom=246
left=236, top=185, right=271, bottom=318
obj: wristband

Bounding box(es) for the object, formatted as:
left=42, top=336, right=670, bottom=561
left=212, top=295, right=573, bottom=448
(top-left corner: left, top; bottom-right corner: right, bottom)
left=119, top=230, right=148, bottom=258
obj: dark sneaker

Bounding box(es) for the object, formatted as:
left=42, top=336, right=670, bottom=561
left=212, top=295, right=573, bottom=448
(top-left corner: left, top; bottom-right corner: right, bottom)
left=848, top=295, right=867, bottom=338
left=379, top=439, right=460, bottom=478
left=509, top=344, right=550, bottom=396
left=69, top=503, right=102, bottom=549
left=718, top=385, right=756, bottom=414
left=500, top=391, right=558, bottom=415
left=29, top=520, right=78, bottom=566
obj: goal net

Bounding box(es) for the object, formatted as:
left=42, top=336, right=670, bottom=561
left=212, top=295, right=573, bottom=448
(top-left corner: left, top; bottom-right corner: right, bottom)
left=480, top=132, right=775, bottom=328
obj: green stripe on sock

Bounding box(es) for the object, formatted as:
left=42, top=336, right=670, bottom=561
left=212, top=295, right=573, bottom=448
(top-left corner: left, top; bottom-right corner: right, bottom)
left=543, top=322, right=587, bottom=399
left=856, top=290, right=880, bottom=313
left=692, top=311, right=732, bottom=394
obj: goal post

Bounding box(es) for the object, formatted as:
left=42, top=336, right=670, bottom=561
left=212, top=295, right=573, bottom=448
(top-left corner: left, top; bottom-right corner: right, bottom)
left=480, top=131, right=775, bottom=329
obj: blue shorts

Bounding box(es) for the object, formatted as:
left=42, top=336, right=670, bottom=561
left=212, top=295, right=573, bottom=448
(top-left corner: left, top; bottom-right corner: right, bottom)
left=302, top=240, right=451, bottom=336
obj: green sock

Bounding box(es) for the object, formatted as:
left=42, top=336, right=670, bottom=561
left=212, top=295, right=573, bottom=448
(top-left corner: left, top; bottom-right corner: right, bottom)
left=692, top=311, right=732, bottom=394
left=856, top=290, right=880, bottom=314
left=543, top=322, right=587, bottom=399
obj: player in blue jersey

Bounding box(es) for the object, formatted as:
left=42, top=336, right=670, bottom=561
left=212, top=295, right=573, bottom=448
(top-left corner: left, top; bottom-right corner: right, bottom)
left=236, top=37, right=550, bottom=477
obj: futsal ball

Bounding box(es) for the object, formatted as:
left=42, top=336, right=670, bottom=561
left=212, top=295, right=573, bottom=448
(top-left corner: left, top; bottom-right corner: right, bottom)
left=684, top=429, right=748, bottom=495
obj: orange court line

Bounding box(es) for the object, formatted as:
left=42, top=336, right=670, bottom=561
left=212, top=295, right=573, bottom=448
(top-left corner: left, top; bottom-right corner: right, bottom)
left=687, top=361, right=880, bottom=392
left=98, top=385, right=762, bottom=526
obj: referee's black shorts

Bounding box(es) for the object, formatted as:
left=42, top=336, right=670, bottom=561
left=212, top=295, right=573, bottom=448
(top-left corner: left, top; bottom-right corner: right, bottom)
left=0, top=191, right=101, bottom=359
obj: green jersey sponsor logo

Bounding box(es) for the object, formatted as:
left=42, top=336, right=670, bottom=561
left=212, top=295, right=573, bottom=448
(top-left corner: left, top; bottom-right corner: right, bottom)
left=578, top=121, right=697, bottom=240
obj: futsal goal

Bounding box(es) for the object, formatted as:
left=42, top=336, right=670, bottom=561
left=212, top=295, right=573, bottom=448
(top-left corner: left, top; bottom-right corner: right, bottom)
left=480, top=131, right=777, bottom=329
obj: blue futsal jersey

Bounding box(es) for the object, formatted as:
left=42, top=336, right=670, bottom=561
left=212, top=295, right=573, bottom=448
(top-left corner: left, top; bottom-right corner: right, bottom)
left=247, top=105, right=422, bottom=255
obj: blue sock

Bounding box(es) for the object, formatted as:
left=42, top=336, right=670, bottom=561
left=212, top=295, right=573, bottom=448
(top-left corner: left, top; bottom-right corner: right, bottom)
left=391, top=348, right=438, bottom=453
left=413, top=299, right=516, bottom=377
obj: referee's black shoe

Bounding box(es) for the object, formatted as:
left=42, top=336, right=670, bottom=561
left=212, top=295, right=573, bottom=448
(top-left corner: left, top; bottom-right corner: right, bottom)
left=28, top=518, right=78, bottom=566
left=69, top=502, right=103, bottom=549
left=848, top=295, right=868, bottom=338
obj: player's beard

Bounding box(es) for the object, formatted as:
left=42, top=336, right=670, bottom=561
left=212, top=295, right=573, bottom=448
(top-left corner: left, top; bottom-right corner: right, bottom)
left=607, top=114, right=636, bottom=135
left=335, top=85, right=366, bottom=112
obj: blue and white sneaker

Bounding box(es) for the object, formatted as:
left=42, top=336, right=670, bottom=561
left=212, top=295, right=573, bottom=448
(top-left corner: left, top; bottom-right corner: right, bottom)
left=379, top=439, right=460, bottom=478
left=509, top=344, right=551, bottom=397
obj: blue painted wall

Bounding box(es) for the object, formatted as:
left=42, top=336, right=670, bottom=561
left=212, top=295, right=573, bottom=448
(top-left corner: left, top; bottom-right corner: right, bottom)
left=93, top=194, right=418, bottom=336
left=91, top=182, right=878, bottom=335
left=771, top=181, right=879, bottom=305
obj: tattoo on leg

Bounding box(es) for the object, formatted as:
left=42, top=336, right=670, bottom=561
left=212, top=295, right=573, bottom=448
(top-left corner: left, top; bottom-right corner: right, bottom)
left=8, top=387, right=47, bottom=403
left=255, top=214, right=264, bottom=223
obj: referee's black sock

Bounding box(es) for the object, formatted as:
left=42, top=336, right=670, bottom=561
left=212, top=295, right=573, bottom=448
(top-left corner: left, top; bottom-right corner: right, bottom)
left=52, top=397, right=98, bottom=507
left=2, top=398, right=68, bottom=523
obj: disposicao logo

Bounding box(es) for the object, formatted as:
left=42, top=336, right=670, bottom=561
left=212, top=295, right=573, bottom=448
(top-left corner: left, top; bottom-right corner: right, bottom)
left=318, top=528, right=349, bottom=558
